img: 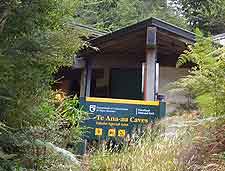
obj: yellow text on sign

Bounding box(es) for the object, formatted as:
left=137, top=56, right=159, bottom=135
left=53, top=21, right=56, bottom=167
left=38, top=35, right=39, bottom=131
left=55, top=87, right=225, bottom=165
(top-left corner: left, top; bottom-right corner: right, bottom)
left=95, top=128, right=103, bottom=136
left=108, top=129, right=116, bottom=137
left=118, top=129, right=126, bottom=137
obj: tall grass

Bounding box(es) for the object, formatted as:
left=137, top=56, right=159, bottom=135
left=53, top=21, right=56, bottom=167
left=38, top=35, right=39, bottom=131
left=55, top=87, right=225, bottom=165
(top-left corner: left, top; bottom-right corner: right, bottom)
left=88, top=123, right=191, bottom=171
left=86, top=116, right=225, bottom=171
left=90, top=140, right=184, bottom=171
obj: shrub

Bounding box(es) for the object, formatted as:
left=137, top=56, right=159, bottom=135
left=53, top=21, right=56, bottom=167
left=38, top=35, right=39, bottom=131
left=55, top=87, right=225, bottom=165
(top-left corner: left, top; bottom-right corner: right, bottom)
left=0, top=97, right=87, bottom=170
left=172, top=29, right=225, bottom=116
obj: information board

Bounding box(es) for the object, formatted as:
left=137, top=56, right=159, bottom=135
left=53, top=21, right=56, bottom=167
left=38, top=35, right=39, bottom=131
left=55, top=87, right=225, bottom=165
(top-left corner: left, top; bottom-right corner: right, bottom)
left=80, top=97, right=166, bottom=141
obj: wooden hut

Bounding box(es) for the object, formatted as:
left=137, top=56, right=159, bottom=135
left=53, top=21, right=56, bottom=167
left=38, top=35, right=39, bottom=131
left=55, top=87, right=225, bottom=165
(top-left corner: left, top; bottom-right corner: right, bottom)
left=57, top=17, right=195, bottom=113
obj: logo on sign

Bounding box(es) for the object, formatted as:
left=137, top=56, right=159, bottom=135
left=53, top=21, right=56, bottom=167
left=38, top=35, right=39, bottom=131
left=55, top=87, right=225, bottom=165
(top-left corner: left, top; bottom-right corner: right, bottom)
left=89, top=105, right=96, bottom=112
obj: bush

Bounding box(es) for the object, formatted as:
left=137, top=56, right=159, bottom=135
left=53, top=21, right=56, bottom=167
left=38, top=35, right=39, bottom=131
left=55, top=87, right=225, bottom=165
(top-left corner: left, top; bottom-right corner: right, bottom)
left=0, top=97, right=87, bottom=171
left=172, top=29, right=225, bottom=116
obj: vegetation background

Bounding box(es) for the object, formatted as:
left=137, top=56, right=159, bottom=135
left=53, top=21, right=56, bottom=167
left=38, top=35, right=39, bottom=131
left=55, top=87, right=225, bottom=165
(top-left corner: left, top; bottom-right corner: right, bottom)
left=0, top=0, right=225, bottom=170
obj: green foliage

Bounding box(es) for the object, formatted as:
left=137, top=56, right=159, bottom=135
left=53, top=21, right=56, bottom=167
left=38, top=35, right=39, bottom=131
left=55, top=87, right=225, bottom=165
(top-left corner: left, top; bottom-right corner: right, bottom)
left=75, top=0, right=118, bottom=31
left=195, top=94, right=215, bottom=115
left=0, top=0, right=84, bottom=128
left=175, top=30, right=225, bottom=116
left=177, top=29, right=216, bottom=67
left=173, top=0, right=225, bottom=34
left=75, top=0, right=189, bottom=31
left=0, top=0, right=88, bottom=170
left=0, top=98, right=87, bottom=170
left=0, top=0, right=79, bottom=37
left=56, top=97, right=88, bottom=143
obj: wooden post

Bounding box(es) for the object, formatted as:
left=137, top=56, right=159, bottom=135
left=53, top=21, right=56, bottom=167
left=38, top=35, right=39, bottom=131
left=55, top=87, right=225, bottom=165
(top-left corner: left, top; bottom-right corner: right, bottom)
left=155, top=62, right=159, bottom=98
left=144, top=27, right=157, bottom=101
left=85, top=59, right=92, bottom=97
left=80, top=58, right=92, bottom=97
left=80, top=67, right=87, bottom=97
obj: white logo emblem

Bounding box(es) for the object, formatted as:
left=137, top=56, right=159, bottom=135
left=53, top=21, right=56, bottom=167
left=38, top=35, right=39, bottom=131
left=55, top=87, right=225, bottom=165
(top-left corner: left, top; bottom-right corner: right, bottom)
left=89, top=105, right=96, bottom=112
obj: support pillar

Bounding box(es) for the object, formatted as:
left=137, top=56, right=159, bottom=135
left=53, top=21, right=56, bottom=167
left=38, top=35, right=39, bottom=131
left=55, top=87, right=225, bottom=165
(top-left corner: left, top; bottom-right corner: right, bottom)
left=80, top=67, right=87, bottom=97
left=80, top=58, right=92, bottom=97
left=144, top=27, right=157, bottom=101
left=85, top=60, right=92, bottom=97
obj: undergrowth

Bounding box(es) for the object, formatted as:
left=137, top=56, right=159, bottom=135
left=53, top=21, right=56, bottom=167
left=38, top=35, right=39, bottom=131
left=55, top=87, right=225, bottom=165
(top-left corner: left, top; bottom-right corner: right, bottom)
left=85, top=116, right=225, bottom=171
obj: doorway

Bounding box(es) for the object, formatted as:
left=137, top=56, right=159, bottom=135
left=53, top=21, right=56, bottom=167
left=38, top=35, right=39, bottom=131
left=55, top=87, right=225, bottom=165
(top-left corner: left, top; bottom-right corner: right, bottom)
left=110, top=68, right=143, bottom=100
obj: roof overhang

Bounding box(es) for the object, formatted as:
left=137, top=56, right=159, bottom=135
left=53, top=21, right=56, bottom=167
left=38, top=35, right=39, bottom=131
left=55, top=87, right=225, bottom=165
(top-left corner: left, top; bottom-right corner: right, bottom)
left=89, top=17, right=195, bottom=45
left=78, top=17, right=196, bottom=67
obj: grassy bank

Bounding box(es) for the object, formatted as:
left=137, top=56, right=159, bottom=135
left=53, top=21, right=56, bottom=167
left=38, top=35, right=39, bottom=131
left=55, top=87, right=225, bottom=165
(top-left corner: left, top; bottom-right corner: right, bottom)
left=83, top=116, right=225, bottom=171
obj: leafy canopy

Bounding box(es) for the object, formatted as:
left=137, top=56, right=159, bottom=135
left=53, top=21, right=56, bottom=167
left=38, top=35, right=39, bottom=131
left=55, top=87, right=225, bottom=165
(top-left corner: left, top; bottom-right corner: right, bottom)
left=172, top=0, right=225, bottom=34
left=75, top=0, right=188, bottom=31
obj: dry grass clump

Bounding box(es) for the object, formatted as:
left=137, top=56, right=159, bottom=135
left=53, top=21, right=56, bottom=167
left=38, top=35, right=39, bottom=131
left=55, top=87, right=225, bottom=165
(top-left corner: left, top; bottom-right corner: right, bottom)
left=84, top=116, right=225, bottom=171
left=85, top=121, right=191, bottom=171
left=181, top=117, right=225, bottom=171
left=89, top=139, right=185, bottom=171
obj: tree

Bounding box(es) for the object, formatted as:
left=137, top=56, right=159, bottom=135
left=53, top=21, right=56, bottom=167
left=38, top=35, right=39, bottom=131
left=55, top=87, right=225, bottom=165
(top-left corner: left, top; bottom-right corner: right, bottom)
left=172, top=0, right=225, bottom=34
left=75, top=0, right=188, bottom=31
left=0, top=1, right=88, bottom=170
left=0, top=0, right=83, bottom=127
left=74, top=0, right=118, bottom=31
